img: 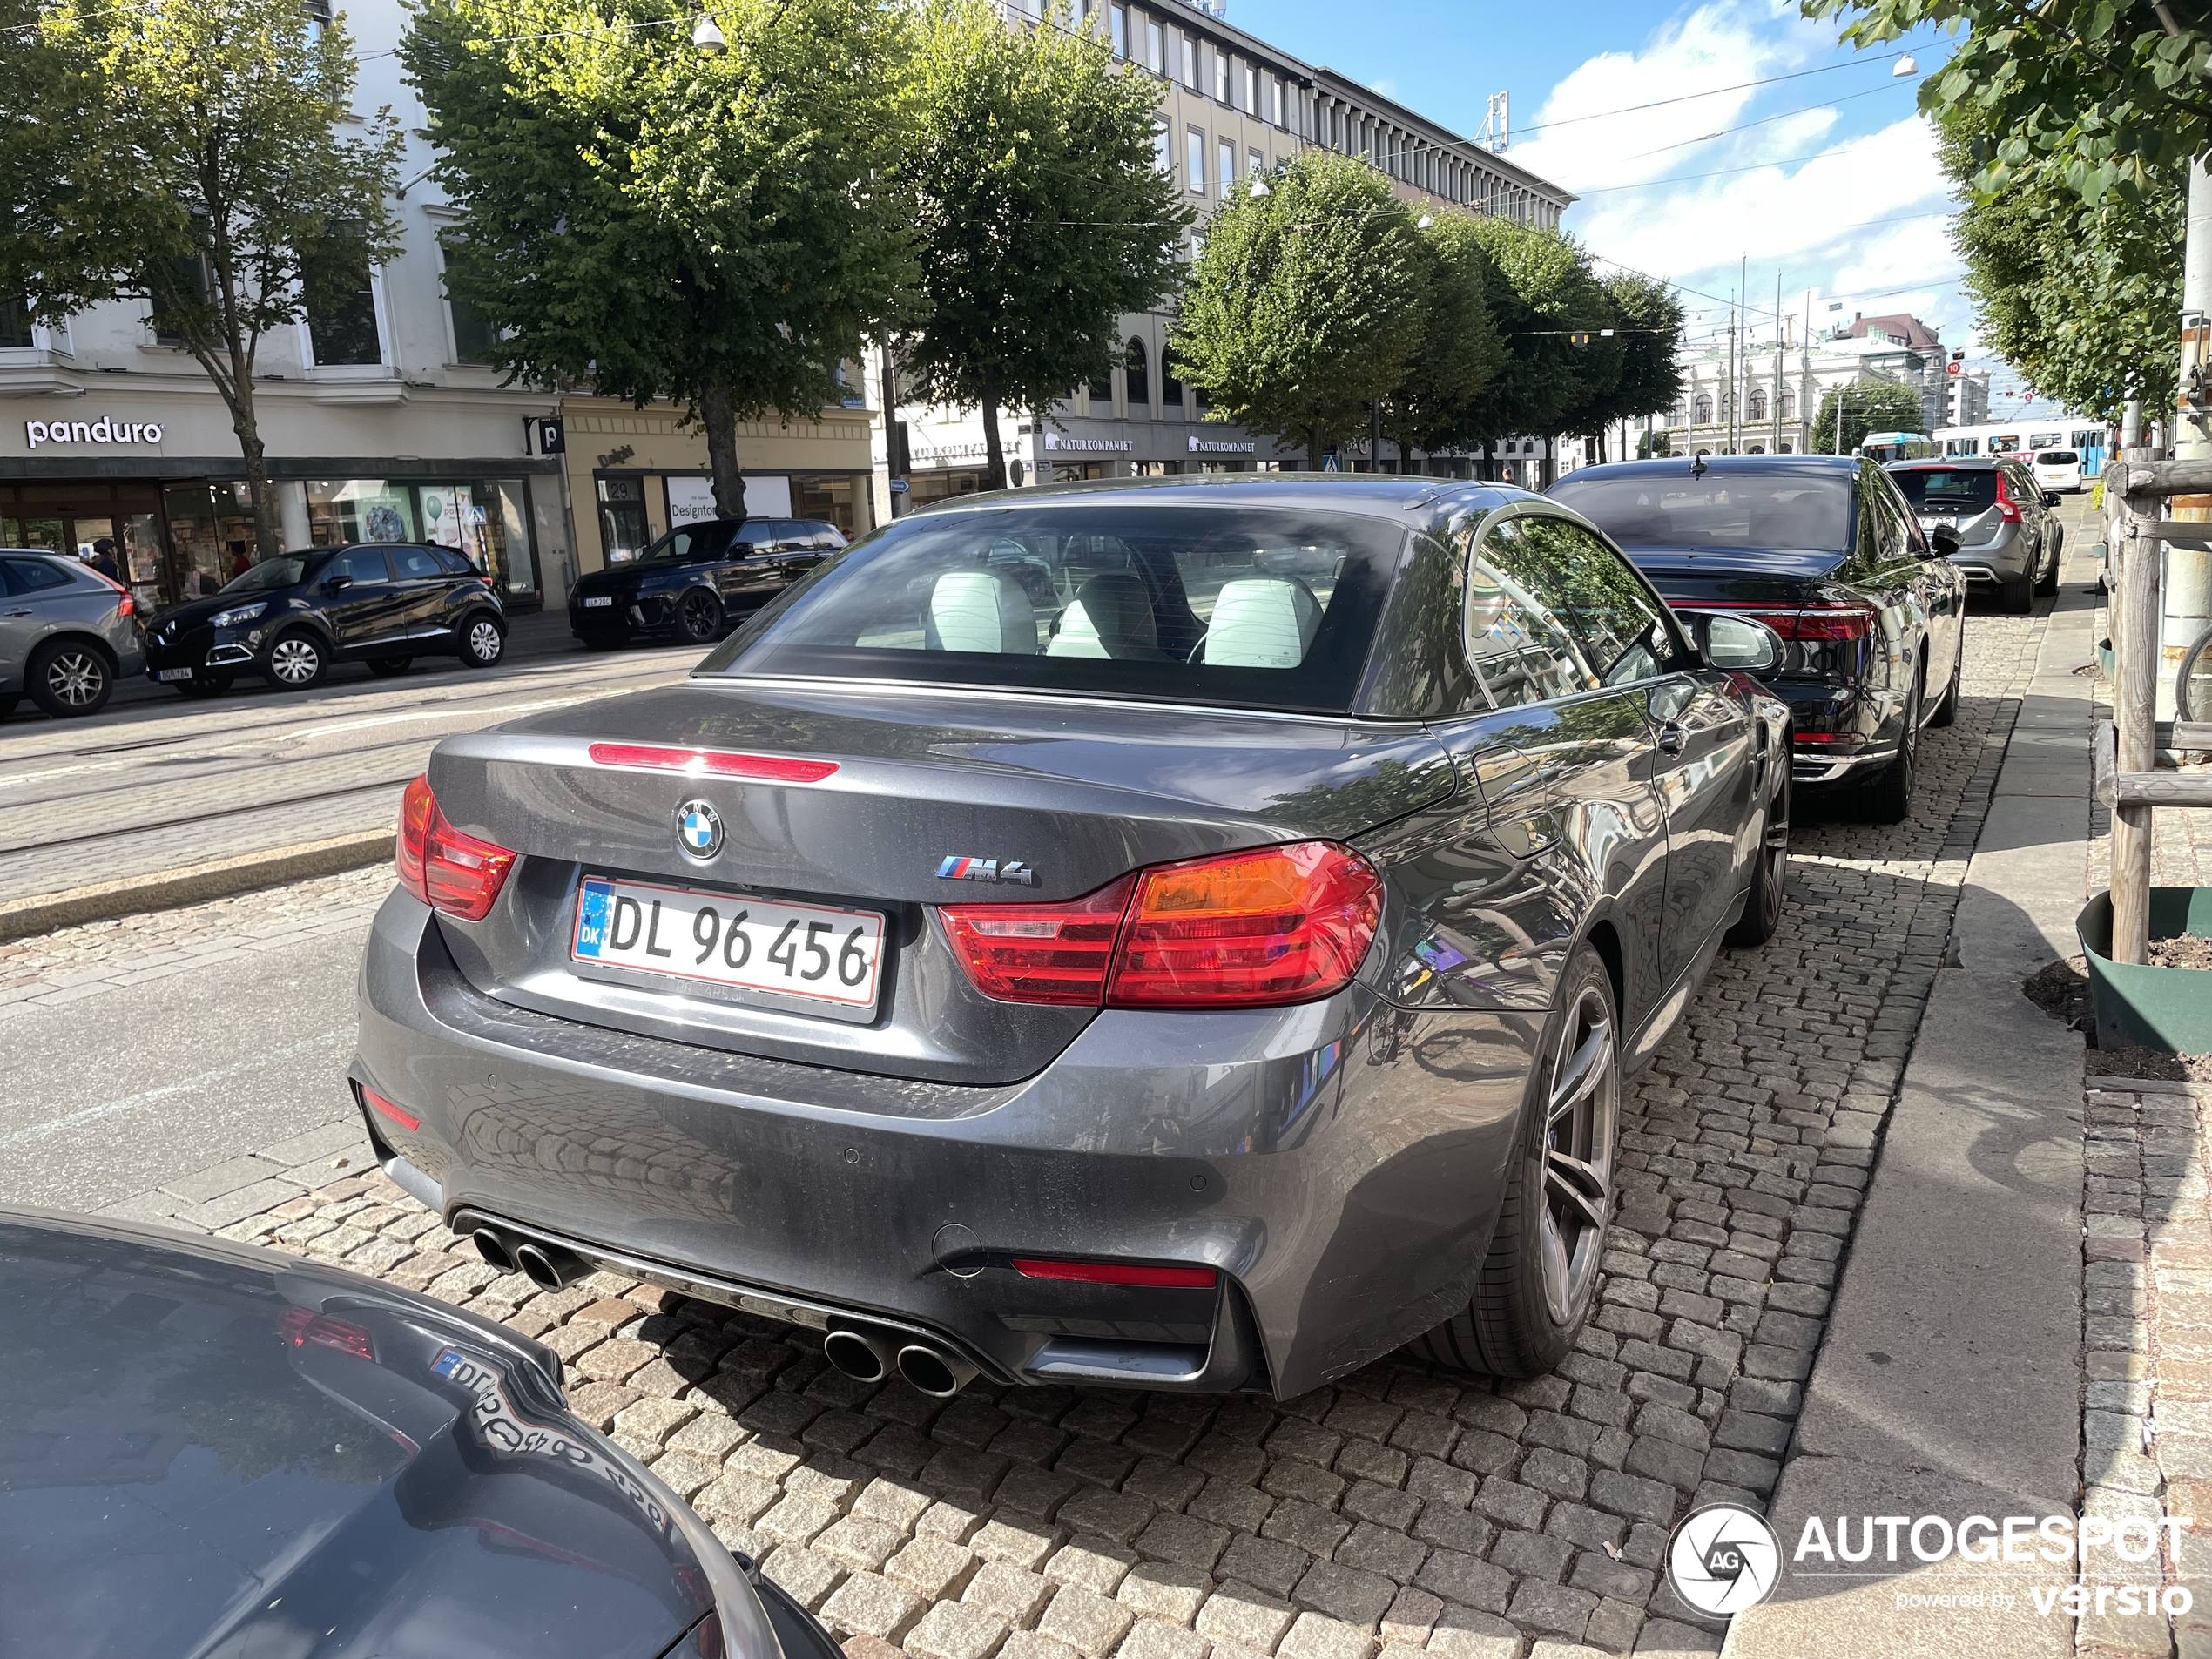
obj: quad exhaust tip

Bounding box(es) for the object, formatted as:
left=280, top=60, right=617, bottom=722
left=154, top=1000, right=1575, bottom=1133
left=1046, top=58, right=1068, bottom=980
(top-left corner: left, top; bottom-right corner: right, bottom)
left=897, top=1342, right=980, bottom=1398
left=823, top=1329, right=896, bottom=1384
left=473, top=1229, right=517, bottom=1273
left=474, top=1228, right=587, bottom=1291
left=823, top=1328, right=979, bottom=1396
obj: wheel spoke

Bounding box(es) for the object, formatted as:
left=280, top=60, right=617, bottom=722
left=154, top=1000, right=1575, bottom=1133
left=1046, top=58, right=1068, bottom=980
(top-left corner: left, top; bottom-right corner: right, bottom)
left=1539, top=1211, right=1572, bottom=1320
left=1547, top=1017, right=1613, bottom=1126
left=1547, top=1151, right=1608, bottom=1231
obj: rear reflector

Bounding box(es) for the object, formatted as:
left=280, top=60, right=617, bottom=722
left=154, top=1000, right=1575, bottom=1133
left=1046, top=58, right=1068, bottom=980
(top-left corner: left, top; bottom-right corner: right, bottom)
left=1109, top=841, right=1383, bottom=1008
left=587, top=742, right=839, bottom=784
left=941, top=876, right=1133, bottom=1004
left=278, top=1305, right=376, bottom=1362
left=397, top=775, right=517, bottom=922
left=363, top=1086, right=420, bottom=1132
left=1012, top=1258, right=1219, bottom=1288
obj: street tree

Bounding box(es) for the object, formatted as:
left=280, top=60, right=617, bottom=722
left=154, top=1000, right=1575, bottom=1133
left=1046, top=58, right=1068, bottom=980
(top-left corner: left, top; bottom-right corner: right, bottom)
left=1453, top=216, right=1616, bottom=452
left=1810, top=377, right=1925, bottom=453
left=0, top=0, right=401, bottom=557
left=1804, top=0, right=2209, bottom=206
left=1173, top=151, right=1428, bottom=469
left=1380, top=212, right=1505, bottom=460
left=1943, top=110, right=2181, bottom=421
left=405, top=0, right=914, bottom=519
left=1571, top=272, right=1686, bottom=460
left=897, top=0, right=1187, bottom=490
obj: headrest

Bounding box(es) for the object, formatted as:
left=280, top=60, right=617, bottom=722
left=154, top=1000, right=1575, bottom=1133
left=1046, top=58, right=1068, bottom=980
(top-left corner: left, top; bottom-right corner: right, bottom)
left=1047, top=572, right=1163, bottom=659
left=925, top=570, right=1037, bottom=654
left=1201, top=576, right=1321, bottom=668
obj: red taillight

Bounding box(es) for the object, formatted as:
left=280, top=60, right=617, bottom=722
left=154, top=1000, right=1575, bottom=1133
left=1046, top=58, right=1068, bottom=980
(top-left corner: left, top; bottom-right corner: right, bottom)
left=395, top=774, right=516, bottom=921
left=1793, top=732, right=1868, bottom=746
left=278, top=1305, right=377, bottom=1362
left=1994, top=473, right=2022, bottom=523
left=941, top=875, right=1133, bottom=1004
left=117, top=593, right=135, bottom=619
left=587, top=742, right=839, bottom=785
left=363, top=1086, right=420, bottom=1132
left=1671, top=601, right=1875, bottom=642
left=940, top=841, right=1382, bottom=1012
left=1012, top=1258, right=1219, bottom=1288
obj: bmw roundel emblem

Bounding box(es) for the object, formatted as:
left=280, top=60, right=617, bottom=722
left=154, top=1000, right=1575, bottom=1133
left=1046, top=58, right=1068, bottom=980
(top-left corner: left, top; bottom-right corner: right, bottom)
left=675, top=799, right=722, bottom=860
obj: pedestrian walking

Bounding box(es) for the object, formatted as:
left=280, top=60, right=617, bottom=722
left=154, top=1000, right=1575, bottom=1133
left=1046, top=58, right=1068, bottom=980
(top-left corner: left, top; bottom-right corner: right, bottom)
left=88, top=537, right=119, bottom=582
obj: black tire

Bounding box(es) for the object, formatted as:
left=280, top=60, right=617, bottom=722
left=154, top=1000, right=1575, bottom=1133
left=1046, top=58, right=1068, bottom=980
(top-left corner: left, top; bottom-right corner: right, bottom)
left=1412, top=942, right=1619, bottom=1378
left=2035, top=527, right=2062, bottom=597
left=676, top=586, right=724, bottom=645
left=28, top=637, right=113, bottom=718
left=172, top=674, right=233, bottom=699
left=263, top=631, right=327, bottom=691
left=1927, top=634, right=1963, bottom=728
left=1725, top=761, right=1790, bottom=948
left=1854, top=673, right=1922, bottom=825
left=0, top=693, right=19, bottom=720
left=1998, top=568, right=2034, bottom=615
left=457, top=614, right=506, bottom=668
left=368, top=656, right=414, bottom=678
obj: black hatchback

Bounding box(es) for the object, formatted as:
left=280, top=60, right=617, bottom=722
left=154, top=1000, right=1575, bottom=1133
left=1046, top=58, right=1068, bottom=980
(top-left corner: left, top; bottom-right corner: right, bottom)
left=569, top=517, right=845, bottom=650
left=145, top=544, right=509, bottom=695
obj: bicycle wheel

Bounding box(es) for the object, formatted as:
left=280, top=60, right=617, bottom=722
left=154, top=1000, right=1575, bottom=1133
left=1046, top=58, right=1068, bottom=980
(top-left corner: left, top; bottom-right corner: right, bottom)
left=2181, top=625, right=2212, bottom=724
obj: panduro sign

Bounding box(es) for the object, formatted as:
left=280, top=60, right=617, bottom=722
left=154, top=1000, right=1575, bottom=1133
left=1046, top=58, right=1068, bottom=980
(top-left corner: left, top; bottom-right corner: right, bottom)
left=24, top=415, right=165, bottom=448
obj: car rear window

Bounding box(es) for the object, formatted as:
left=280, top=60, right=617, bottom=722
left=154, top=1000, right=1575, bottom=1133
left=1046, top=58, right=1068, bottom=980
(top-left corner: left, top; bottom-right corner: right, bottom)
left=1546, top=471, right=1852, bottom=553
left=699, top=503, right=1407, bottom=714
left=1889, top=468, right=2000, bottom=514
left=0, top=556, right=74, bottom=594
left=2037, top=451, right=2080, bottom=465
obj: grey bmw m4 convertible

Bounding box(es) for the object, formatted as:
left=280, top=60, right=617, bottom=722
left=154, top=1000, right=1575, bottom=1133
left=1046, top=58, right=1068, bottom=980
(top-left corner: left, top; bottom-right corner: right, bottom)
left=354, top=476, right=1791, bottom=1399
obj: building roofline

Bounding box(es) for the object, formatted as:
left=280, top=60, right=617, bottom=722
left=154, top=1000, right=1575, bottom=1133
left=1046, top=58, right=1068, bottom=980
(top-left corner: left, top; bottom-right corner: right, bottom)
left=1308, top=65, right=1575, bottom=205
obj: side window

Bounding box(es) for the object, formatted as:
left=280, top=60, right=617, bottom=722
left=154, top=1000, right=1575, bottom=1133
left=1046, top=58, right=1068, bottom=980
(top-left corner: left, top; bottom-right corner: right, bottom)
left=1507, top=516, right=1673, bottom=686
left=327, top=550, right=391, bottom=584
left=392, top=546, right=444, bottom=581
left=1862, top=472, right=1910, bottom=564
left=432, top=547, right=477, bottom=577
left=1879, top=474, right=1929, bottom=556
left=1464, top=519, right=1597, bottom=709
left=3, top=556, right=72, bottom=594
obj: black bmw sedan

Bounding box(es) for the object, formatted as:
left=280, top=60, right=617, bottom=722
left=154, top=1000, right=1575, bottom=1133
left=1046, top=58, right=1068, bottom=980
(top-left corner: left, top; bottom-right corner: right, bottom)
left=1550, top=455, right=1966, bottom=822
left=355, top=476, right=1791, bottom=1394
left=145, top=543, right=509, bottom=695
left=0, top=1207, right=840, bottom=1659
left=570, top=517, right=846, bottom=651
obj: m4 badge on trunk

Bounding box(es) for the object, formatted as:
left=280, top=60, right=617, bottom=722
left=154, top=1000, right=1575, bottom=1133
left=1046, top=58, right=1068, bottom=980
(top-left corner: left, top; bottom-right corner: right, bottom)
left=937, top=856, right=1038, bottom=887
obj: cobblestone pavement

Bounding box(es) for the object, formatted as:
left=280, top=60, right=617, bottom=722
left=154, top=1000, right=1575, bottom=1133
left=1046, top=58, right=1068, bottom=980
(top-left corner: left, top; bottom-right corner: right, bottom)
left=65, top=603, right=2053, bottom=1659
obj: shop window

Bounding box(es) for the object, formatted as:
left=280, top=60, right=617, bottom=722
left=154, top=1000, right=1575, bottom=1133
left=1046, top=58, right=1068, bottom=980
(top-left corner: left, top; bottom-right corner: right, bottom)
left=304, top=233, right=382, bottom=366
left=792, top=474, right=860, bottom=536
left=1124, top=339, right=1150, bottom=415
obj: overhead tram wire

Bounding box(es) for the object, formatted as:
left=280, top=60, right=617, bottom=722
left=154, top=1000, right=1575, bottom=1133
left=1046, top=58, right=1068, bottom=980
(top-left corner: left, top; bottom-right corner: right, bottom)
left=1509, top=49, right=1918, bottom=136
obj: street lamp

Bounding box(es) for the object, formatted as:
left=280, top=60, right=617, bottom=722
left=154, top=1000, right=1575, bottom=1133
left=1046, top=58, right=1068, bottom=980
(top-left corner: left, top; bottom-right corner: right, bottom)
left=1416, top=213, right=1433, bottom=229
left=1892, top=54, right=1917, bottom=76
left=1248, top=177, right=1270, bottom=199
left=691, top=14, right=726, bottom=53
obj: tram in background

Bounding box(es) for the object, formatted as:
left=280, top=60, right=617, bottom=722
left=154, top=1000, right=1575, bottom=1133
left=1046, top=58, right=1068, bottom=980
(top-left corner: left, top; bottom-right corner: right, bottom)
left=1935, top=420, right=2108, bottom=476
left=1856, top=431, right=1938, bottom=462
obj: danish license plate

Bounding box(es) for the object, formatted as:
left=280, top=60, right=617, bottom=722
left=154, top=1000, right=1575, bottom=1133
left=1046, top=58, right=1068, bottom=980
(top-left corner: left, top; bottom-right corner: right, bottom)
left=582, top=596, right=614, bottom=608
left=571, top=875, right=883, bottom=1009
left=157, top=667, right=193, bottom=682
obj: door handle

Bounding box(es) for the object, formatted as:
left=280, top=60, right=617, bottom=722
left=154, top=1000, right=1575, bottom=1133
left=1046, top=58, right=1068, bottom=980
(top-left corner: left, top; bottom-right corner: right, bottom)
left=4, top=607, right=31, bottom=618
left=1656, top=724, right=1687, bottom=756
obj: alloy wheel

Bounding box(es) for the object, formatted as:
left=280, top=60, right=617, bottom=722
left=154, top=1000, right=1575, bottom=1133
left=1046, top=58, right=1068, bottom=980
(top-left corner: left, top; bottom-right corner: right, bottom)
left=1540, top=986, right=1617, bottom=1325
left=468, top=619, right=502, bottom=663
left=44, top=648, right=105, bottom=708
left=270, top=637, right=321, bottom=685
left=678, top=590, right=720, bottom=643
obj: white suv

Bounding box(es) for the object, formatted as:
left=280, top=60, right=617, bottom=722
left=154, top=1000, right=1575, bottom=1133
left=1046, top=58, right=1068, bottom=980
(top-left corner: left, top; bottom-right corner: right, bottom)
left=2033, top=449, right=2085, bottom=493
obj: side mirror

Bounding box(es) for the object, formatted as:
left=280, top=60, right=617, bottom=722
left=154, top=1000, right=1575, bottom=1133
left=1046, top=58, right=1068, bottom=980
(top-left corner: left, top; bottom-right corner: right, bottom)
left=733, top=542, right=756, bottom=556
left=1685, top=611, right=1784, bottom=674
left=1930, top=523, right=1961, bottom=558
left=324, top=574, right=353, bottom=593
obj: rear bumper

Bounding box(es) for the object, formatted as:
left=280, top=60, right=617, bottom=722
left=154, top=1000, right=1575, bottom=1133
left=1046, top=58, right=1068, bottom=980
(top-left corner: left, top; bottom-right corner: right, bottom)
left=1945, top=527, right=2036, bottom=584
left=353, top=890, right=1535, bottom=1398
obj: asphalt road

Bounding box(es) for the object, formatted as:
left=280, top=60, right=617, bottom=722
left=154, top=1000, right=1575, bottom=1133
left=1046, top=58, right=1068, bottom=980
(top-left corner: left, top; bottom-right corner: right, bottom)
left=0, top=612, right=702, bottom=907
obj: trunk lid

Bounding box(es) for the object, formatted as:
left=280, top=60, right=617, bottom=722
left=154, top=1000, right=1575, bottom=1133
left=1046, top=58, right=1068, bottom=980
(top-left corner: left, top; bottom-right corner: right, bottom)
left=1625, top=547, right=1871, bottom=687
left=424, top=679, right=1455, bottom=1087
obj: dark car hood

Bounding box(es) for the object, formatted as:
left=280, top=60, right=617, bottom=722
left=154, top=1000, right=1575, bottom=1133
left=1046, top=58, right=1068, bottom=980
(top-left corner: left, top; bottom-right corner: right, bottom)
left=0, top=1210, right=726, bottom=1659
left=147, top=594, right=260, bottom=634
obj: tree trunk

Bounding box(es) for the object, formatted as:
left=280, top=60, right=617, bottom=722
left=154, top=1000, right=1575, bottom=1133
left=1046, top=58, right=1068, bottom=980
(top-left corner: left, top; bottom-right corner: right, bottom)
left=233, top=406, right=281, bottom=559
left=980, top=370, right=1008, bottom=491
left=1306, top=425, right=1322, bottom=470
left=698, top=380, right=747, bottom=520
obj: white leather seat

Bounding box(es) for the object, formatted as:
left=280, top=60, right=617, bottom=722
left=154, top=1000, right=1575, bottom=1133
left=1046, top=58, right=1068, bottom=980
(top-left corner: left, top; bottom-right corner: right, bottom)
left=1046, top=572, right=1164, bottom=659
left=1200, top=576, right=1321, bottom=668
left=925, top=570, right=1037, bottom=654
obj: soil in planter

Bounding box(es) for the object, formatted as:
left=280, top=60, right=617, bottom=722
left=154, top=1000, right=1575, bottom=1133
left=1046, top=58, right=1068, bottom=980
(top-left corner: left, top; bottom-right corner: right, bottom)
left=2021, top=954, right=2212, bottom=1083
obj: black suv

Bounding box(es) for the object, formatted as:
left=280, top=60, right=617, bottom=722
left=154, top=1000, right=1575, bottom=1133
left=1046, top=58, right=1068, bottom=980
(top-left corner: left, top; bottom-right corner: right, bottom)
left=568, top=516, right=846, bottom=649
left=144, top=543, right=507, bottom=695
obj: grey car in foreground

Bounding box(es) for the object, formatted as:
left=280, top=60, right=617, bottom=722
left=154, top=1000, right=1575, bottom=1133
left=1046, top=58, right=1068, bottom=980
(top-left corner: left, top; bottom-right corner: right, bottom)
left=0, top=1206, right=841, bottom=1659
left=0, top=548, right=145, bottom=718
left=353, top=478, right=1791, bottom=1396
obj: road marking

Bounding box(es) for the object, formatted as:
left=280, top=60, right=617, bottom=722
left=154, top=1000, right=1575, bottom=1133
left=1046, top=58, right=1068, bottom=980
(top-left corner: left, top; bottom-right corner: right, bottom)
left=0, top=1029, right=352, bottom=1151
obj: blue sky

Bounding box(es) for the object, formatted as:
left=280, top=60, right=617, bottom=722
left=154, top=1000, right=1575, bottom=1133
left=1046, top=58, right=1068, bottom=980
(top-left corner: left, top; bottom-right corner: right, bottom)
left=1231, top=0, right=2050, bottom=421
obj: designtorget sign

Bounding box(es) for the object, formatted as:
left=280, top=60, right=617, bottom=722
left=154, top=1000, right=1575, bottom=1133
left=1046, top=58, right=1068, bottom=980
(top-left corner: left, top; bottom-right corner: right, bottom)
left=25, top=415, right=165, bottom=448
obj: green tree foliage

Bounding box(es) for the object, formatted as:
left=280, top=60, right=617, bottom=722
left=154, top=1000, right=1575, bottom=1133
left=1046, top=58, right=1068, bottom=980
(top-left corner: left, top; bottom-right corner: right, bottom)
left=0, top=0, right=401, bottom=556
left=405, top=0, right=914, bottom=518
left=1453, top=216, right=1619, bottom=447
left=1804, top=0, right=2209, bottom=206
left=1810, top=376, right=1926, bottom=453
left=1171, top=151, right=1429, bottom=469
left=1941, top=111, right=2181, bottom=420
left=1581, top=271, right=1687, bottom=452
left=898, top=0, right=1187, bottom=490
left=1380, top=212, right=1505, bottom=457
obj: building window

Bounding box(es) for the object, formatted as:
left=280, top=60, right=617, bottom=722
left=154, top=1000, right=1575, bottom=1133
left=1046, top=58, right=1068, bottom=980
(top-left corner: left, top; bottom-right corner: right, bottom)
left=1125, top=338, right=1150, bottom=415
left=1779, top=388, right=1796, bottom=420
left=1213, top=48, right=1228, bottom=103
left=151, top=253, right=212, bottom=345
left=1669, top=399, right=1686, bottom=426
left=448, top=293, right=498, bottom=366
left=1268, top=76, right=1283, bottom=126
left=1693, top=393, right=1713, bottom=425
left=0, top=295, right=33, bottom=350
left=1145, top=17, right=1163, bottom=72
left=1186, top=126, right=1205, bottom=194
left=1217, top=138, right=1234, bottom=199
left=1180, top=31, right=1197, bottom=88
left=1153, top=120, right=1171, bottom=178
left=304, top=233, right=382, bottom=366
left=1089, top=360, right=1116, bottom=406
left=1240, top=62, right=1254, bottom=111
left=1248, top=148, right=1263, bottom=179
left=1109, top=3, right=1126, bottom=56
left=1162, top=348, right=1184, bottom=413
left=1748, top=388, right=1767, bottom=421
